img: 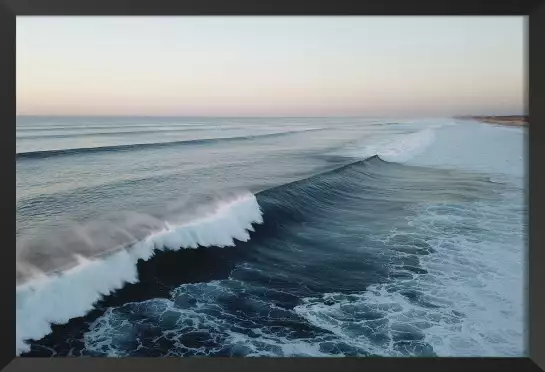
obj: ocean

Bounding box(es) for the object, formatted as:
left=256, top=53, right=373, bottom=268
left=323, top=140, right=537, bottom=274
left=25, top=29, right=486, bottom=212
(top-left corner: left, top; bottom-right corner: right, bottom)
left=16, top=116, right=526, bottom=357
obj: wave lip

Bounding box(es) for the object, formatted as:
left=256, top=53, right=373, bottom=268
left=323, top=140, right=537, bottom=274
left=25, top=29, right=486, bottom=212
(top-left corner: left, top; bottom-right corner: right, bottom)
left=16, top=193, right=263, bottom=356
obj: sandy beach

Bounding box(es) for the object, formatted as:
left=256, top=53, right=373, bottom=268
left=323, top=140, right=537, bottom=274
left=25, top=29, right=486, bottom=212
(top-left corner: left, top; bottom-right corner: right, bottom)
left=456, top=115, right=528, bottom=127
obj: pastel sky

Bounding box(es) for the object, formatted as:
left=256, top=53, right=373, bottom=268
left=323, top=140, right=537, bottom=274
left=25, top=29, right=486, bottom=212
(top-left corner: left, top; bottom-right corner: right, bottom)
left=16, top=16, right=525, bottom=117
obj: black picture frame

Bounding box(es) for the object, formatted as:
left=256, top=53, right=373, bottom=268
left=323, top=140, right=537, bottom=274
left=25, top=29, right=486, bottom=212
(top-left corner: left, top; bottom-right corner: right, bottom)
left=3, top=0, right=545, bottom=371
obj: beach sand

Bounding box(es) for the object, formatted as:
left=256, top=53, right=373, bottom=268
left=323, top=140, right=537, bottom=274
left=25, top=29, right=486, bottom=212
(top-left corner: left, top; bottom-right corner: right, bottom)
left=456, top=115, right=528, bottom=127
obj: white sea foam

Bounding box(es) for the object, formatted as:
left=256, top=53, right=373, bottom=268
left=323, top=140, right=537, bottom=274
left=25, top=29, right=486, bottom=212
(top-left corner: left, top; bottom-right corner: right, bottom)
left=16, top=193, right=263, bottom=355
left=83, top=279, right=348, bottom=357
left=294, top=197, right=524, bottom=356
left=407, top=119, right=526, bottom=180
left=295, top=118, right=526, bottom=357
left=410, top=199, right=525, bottom=356
left=349, top=128, right=437, bottom=163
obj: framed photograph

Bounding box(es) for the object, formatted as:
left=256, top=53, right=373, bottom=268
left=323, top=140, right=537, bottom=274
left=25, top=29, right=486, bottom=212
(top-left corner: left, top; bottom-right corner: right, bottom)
left=5, top=1, right=545, bottom=371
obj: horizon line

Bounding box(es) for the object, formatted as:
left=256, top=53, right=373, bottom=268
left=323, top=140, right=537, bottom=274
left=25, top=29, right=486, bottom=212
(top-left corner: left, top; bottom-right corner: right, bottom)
left=16, top=113, right=527, bottom=119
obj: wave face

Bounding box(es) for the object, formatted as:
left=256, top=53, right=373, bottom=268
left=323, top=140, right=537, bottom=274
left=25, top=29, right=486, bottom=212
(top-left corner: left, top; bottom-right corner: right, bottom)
left=16, top=117, right=525, bottom=358
left=16, top=193, right=263, bottom=355
left=20, top=154, right=523, bottom=357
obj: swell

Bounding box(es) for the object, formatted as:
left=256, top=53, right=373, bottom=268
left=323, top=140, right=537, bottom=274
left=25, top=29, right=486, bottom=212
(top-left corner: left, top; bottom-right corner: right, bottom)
left=16, top=156, right=503, bottom=356
left=16, top=156, right=388, bottom=355
left=92, top=158, right=518, bottom=357
left=15, top=123, right=212, bottom=132
left=16, top=127, right=224, bottom=140
left=255, top=154, right=497, bottom=221
left=78, top=156, right=510, bottom=357
left=16, top=128, right=322, bottom=160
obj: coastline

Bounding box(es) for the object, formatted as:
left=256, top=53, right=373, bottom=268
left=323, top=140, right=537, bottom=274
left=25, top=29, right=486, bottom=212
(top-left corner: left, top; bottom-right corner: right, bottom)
left=455, top=115, right=528, bottom=127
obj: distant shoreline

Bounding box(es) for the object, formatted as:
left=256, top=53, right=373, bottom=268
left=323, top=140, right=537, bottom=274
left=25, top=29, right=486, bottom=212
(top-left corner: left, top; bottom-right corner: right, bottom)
left=455, top=115, right=528, bottom=127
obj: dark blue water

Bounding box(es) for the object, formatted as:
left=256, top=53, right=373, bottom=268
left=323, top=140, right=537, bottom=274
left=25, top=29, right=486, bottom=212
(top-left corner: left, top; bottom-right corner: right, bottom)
left=16, top=116, right=526, bottom=357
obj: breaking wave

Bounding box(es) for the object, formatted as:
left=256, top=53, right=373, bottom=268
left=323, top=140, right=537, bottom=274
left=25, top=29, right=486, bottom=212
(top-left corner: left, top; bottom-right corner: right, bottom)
left=58, top=155, right=523, bottom=357
left=16, top=193, right=263, bottom=355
